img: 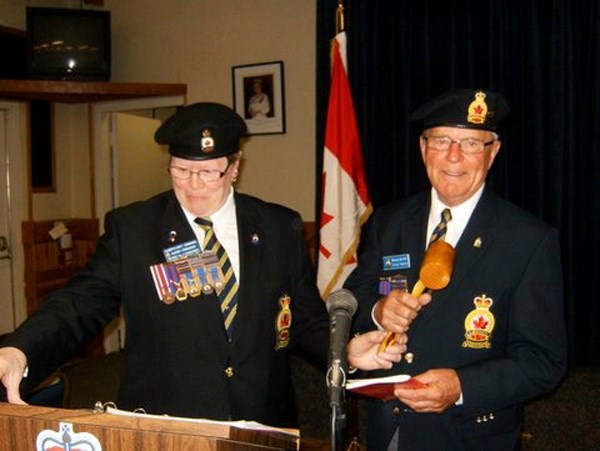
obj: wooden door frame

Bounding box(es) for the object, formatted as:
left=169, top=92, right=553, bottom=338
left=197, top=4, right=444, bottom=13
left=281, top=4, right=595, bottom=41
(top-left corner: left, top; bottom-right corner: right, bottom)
left=0, top=101, right=28, bottom=329
left=91, top=95, right=186, bottom=230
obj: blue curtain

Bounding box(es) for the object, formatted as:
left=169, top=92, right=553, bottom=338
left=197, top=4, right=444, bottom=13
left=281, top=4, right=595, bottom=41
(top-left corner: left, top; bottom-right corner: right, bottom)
left=317, top=0, right=600, bottom=366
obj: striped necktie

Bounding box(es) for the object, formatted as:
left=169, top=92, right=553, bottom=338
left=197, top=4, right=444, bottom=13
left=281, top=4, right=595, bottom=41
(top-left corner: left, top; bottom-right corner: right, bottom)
left=428, top=208, right=452, bottom=246
left=195, top=217, right=238, bottom=340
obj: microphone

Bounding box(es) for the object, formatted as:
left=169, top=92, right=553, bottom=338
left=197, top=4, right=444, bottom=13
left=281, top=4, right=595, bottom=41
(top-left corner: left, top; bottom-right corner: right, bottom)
left=325, top=288, right=358, bottom=408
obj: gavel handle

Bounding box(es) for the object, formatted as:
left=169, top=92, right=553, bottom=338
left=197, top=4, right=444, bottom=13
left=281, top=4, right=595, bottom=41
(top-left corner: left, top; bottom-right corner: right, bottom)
left=377, top=280, right=427, bottom=354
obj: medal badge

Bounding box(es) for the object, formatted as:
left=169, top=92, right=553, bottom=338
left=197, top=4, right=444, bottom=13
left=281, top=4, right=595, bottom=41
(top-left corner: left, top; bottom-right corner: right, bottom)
left=201, top=251, right=226, bottom=293
left=150, top=262, right=178, bottom=304
left=175, top=258, right=202, bottom=298
left=149, top=240, right=227, bottom=303
left=196, top=265, right=213, bottom=295
left=275, top=294, right=292, bottom=350
left=379, top=273, right=408, bottom=295
left=463, top=294, right=496, bottom=349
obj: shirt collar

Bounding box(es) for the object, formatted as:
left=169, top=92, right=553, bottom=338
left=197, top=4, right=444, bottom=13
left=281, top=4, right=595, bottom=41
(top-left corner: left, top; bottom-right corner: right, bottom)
left=428, top=184, right=484, bottom=248
left=180, top=187, right=236, bottom=232
left=207, top=187, right=236, bottom=230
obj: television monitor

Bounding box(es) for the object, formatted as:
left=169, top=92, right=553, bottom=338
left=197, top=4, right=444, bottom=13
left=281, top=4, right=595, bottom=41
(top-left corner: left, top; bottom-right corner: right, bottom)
left=26, top=7, right=111, bottom=81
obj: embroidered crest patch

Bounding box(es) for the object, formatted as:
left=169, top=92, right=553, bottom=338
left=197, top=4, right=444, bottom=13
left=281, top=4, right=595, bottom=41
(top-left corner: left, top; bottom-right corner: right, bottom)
left=275, top=294, right=292, bottom=350
left=463, top=294, right=495, bottom=349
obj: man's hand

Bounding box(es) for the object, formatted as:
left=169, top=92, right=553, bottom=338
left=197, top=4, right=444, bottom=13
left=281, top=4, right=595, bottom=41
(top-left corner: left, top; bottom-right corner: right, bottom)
left=0, top=347, right=28, bottom=404
left=348, top=330, right=406, bottom=371
left=393, top=368, right=461, bottom=412
left=374, top=289, right=432, bottom=334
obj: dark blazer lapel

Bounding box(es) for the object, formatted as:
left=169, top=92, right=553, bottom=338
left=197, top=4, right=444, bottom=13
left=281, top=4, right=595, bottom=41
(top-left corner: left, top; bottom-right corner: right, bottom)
left=397, top=196, right=435, bottom=335
left=159, top=191, right=198, bottom=250
left=447, top=194, right=497, bottom=297
left=230, top=194, right=266, bottom=340
left=401, top=193, right=432, bottom=289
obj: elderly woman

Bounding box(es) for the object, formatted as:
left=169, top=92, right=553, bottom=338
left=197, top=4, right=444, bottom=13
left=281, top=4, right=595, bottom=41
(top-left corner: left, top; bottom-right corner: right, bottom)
left=0, top=102, right=401, bottom=428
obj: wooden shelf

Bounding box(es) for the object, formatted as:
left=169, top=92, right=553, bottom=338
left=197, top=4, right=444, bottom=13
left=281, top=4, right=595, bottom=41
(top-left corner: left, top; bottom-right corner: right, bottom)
left=22, top=218, right=99, bottom=316
left=0, top=79, right=187, bottom=103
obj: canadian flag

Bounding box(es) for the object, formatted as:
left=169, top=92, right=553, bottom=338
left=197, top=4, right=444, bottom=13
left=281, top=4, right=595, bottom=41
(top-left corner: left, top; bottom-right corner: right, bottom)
left=318, top=31, right=372, bottom=299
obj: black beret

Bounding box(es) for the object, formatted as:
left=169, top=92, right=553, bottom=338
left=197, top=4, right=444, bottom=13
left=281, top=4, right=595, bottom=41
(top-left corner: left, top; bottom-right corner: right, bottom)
left=155, top=102, right=247, bottom=160
left=411, top=89, right=510, bottom=132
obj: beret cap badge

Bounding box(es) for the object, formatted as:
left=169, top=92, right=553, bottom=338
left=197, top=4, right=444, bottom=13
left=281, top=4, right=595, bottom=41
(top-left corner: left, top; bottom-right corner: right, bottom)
left=154, top=102, right=247, bottom=161
left=467, top=91, right=488, bottom=125
left=410, top=88, right=509, bottom=132
left=201, top=129, right=215, bottom=153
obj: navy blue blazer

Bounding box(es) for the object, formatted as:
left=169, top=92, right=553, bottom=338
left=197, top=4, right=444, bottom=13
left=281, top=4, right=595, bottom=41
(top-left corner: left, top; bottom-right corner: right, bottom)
left=345, top=188, right=567, bottom=450
left=4, top=191, right=329, bottom=427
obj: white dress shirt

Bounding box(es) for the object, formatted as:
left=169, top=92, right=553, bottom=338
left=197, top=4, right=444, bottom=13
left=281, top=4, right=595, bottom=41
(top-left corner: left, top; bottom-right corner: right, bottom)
left=181, top=188, right=241, bottom=283
left=426, top=184, right=484, bottom=249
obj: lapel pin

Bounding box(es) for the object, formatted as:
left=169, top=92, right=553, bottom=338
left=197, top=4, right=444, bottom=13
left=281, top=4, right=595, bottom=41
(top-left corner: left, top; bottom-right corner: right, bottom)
left=168, top=231, right=177, bottom=243
left=473, top=237, right=482, bottom=248
left=251, top=233, right=260, bottom=244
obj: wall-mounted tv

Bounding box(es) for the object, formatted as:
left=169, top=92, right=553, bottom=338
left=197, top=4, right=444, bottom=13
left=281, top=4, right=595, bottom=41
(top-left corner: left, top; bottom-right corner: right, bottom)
left=26, top=7, right=111, bottom=82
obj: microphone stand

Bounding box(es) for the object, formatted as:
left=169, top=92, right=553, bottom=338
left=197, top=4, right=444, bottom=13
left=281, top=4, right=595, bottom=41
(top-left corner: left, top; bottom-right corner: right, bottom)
left=327, top=359, right=347, bottom=451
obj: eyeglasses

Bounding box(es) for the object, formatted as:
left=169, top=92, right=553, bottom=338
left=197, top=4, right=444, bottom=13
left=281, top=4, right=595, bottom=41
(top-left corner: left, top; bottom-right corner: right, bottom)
left=423, top=135, right=496, bottom=155
left=168, top=162, right=231, bottom=182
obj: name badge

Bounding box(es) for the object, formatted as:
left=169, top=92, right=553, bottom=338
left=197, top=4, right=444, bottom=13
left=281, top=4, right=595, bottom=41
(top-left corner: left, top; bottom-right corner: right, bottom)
left=163, top=240, right=201, bottom=262
left=382, top=253, right=411, bottom=271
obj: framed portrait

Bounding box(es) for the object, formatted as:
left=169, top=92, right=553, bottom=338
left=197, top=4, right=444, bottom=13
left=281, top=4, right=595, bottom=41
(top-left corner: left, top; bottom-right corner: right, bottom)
left=232, top=61, right=285, bottom=135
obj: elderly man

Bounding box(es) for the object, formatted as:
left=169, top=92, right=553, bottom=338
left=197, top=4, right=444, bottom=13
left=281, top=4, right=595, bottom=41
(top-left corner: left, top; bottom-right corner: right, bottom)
left=346, top=89, right=567, bottom=450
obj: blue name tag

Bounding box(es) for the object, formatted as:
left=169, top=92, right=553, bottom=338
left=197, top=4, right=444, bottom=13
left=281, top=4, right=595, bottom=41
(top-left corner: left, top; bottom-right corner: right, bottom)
left=163, top=240, right=201, bottom=262
left=382, top=254, right=411, bottom=271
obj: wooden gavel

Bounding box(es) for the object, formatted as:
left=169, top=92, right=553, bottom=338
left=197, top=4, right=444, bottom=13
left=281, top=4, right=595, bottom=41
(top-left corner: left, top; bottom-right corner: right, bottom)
left=377, top=240, right=456, bottom=353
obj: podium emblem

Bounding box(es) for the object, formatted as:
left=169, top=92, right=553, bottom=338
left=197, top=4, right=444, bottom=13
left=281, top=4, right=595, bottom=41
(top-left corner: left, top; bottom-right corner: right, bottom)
left=36, top=422, right=102, bottom=451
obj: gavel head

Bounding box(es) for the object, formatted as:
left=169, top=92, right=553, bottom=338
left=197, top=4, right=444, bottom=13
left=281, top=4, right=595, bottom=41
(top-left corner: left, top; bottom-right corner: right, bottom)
left=420, top=241, right=455, bottom=290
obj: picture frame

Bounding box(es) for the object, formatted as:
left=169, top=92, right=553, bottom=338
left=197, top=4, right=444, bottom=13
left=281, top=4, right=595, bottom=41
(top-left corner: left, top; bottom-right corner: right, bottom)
left=232, top=61, right=285, bottom=135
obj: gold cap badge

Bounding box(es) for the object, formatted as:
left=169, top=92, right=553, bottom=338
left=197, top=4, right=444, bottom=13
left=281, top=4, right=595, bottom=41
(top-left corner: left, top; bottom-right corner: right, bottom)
left=467, top=91, right=488, bottom=125
left=201, top=129, right=215, bottom=153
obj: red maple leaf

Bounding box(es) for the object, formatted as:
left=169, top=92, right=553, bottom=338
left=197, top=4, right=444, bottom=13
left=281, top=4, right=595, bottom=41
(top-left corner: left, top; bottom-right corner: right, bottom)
left=319, top=170, right=335, bottom=258
left=472, top=315, right=488, bottom=329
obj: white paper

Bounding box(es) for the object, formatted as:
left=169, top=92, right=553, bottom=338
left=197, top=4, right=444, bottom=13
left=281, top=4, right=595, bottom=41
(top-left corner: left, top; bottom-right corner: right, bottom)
left=48, top=222, right=68, bottom=240
left=346, top=374, right=411, bottom=389
left=104, top=406, right=299, bottom=437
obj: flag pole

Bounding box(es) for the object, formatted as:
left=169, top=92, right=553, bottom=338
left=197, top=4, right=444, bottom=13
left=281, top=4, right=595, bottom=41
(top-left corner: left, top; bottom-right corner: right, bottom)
left=330, top=8, right=346, bottom=451
left=336, top=0, right=345, bottom=34
left=320, top=0, right=372, bottom=300
left=331, top=1, right=345, bottom=73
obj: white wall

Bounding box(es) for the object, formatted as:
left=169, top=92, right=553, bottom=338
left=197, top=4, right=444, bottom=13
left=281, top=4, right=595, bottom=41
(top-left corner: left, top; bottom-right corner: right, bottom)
left=0, top=0, right=25, bottom=29
left=31, top=103, right=93, bottom=218
left=1, top=0, right=85, bottom=28
left=105, top=0, right=317, bottom=220
left=113, top=112, right=171, bottom=206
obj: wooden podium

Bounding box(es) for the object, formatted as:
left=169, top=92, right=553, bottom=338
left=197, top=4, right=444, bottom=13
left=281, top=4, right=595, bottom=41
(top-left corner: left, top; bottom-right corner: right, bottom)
left=0, top=402, right=299, bottom=450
